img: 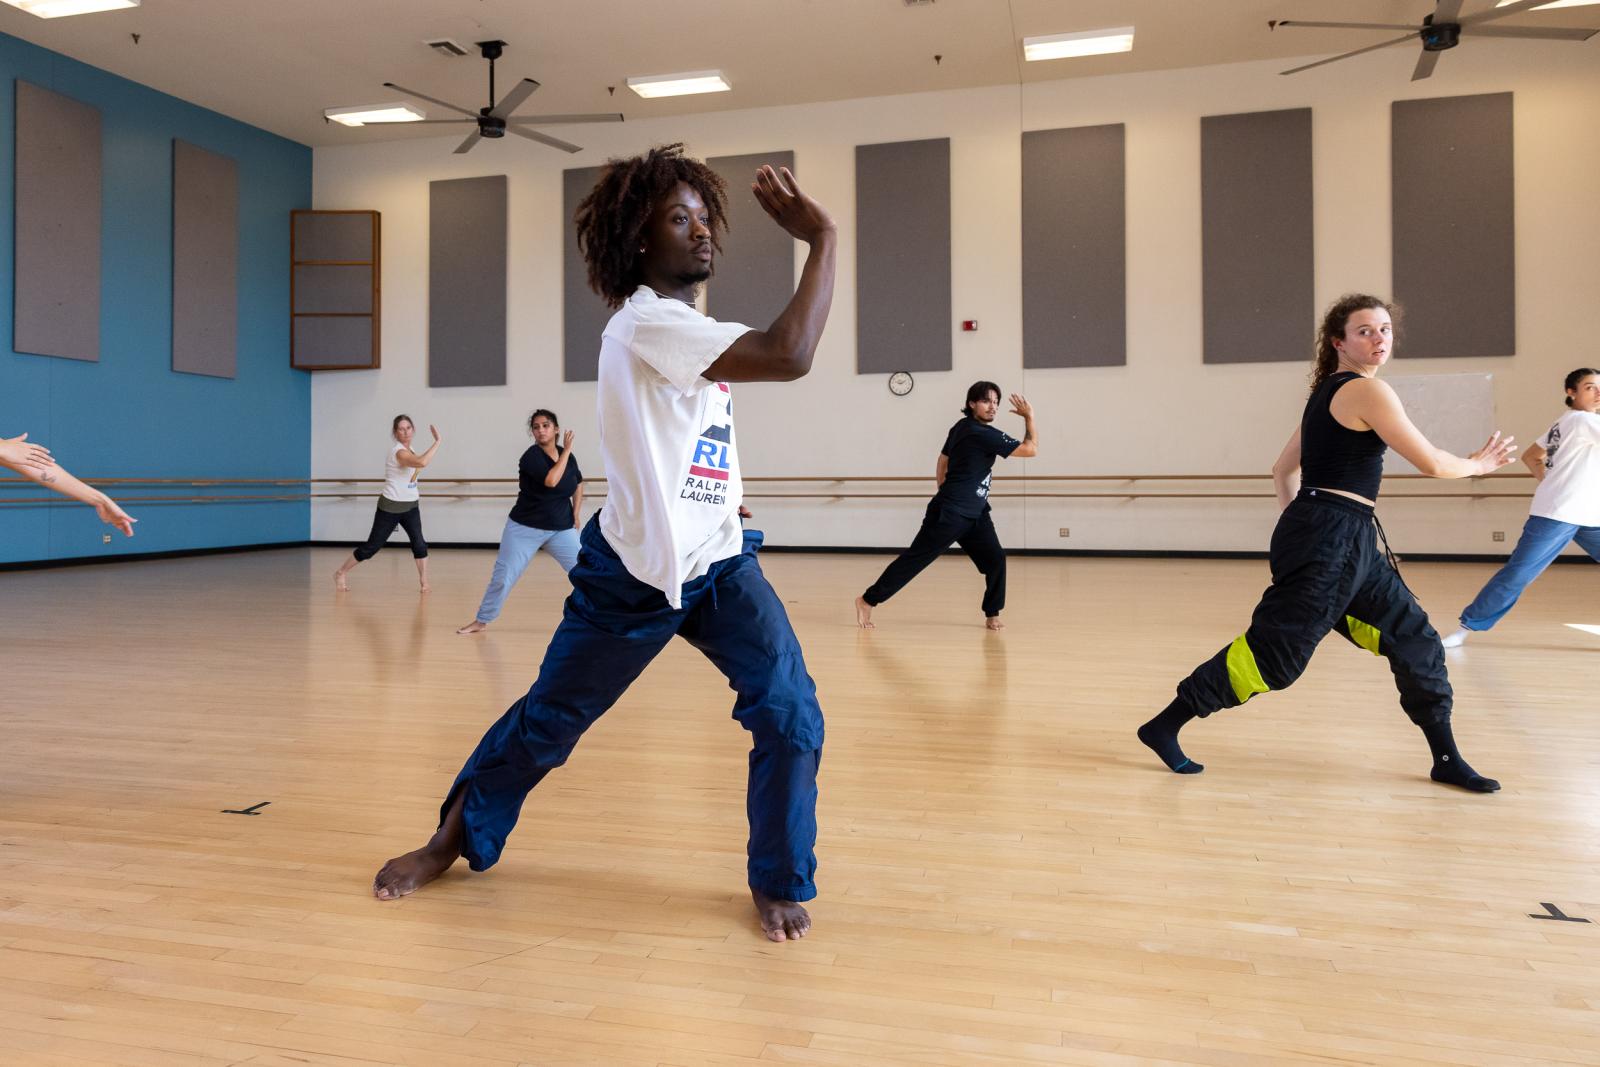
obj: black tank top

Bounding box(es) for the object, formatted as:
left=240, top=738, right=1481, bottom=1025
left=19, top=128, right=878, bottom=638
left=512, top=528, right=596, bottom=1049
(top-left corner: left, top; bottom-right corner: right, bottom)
left=1300, top=371, right=1386, bottom=500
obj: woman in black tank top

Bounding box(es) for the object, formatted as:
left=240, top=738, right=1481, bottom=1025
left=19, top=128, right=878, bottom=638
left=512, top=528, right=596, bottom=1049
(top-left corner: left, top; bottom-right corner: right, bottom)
left=1138, top=294, right=1518, bottom=793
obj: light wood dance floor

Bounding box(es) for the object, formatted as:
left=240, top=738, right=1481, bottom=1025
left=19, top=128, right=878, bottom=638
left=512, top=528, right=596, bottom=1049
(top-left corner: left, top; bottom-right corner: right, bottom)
left=1, top=546, right=1597, bottom=1066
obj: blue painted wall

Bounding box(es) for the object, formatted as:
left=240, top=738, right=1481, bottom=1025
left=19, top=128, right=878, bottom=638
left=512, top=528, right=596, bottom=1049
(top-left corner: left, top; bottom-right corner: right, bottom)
left=0, top=32, right=311, bottom=565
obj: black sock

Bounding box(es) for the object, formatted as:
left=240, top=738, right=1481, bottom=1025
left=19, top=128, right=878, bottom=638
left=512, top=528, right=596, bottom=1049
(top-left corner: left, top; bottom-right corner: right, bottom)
left=1421, top=720, right=1500, bottom=793
left=1138, top=699, right=1204, bottom=774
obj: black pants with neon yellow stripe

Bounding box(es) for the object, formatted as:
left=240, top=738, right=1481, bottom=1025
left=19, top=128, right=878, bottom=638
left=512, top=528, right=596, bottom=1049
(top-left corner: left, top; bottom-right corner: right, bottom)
left=1174, top=489, right=1450, bottom=726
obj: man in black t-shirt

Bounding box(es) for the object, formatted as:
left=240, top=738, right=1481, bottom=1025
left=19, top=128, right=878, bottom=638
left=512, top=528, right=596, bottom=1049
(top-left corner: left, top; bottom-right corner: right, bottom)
left=855, top=381, right=1038, bottom=630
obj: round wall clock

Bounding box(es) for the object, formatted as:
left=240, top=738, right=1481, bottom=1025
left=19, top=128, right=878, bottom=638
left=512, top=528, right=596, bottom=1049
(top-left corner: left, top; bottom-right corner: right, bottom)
left=887, top=371, right=914, bottom=396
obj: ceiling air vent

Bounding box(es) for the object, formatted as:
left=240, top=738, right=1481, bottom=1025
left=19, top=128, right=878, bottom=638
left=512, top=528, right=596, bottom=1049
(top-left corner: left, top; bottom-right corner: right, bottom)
left=425, top=38, right=469, bottom=57
left=904, top=0, right=935, bottom=6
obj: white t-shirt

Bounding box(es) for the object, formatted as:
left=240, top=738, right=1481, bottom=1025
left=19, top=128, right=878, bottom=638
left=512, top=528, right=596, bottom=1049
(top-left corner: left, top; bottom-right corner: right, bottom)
left=383, top=440, right=420, bottom=502
left=1531, top=409, right=1600, bottom=526
left=597, top=286, right=751, bottom=607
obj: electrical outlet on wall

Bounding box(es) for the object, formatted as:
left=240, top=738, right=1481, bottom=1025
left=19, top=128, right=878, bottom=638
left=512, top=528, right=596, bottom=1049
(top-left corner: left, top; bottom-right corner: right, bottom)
left=102, top=534, right=111, bottom=544
left=1058, top=528, right=1070, bottom=538
left=1492, top=531, right=1506, bottom=542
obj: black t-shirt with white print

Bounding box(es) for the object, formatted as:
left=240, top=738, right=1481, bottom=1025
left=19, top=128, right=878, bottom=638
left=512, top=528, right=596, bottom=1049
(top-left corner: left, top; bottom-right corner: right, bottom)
left=933, top=416, right=1020, bottom=518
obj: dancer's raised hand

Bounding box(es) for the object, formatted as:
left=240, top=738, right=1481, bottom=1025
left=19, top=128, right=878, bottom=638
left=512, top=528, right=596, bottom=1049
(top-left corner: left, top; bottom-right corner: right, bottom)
left=752, top=165, right=835, bottom=245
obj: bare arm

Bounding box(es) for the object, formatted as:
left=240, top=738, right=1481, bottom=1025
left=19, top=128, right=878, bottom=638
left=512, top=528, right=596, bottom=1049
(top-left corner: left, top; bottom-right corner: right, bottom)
left=1272, top=425, right=1302, bottom=510
left=1, top=444, right=135, bottom=536
left=704, top=167, right=837, bottom=383
left=571, top=480, right=585, bottom=528
left=935, top=453, right=948, bottom=488
left=1336, top=378, right=1516, bottom=478
left=1522, top=442, right=1547, bottom=483
left=396, top=425, right=442, bottom=469
left=1007, top=393, right=1038, bottom=459
left=544, top=432, right=575, bottom=488
left=0, top=433, right=53, bottom=477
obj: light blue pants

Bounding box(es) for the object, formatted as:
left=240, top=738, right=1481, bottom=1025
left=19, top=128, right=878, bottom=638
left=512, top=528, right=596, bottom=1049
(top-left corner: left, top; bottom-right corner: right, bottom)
left=474, top=518, right=582, bottom=623
left=1459, top=514, right=1600, bottom=631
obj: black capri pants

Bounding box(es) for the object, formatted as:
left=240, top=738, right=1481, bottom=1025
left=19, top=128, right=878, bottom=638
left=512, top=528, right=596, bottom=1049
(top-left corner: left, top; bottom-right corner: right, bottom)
left=353, top=500, right=429, bottom=561
left=1173, top=488, right=1450, bottom=726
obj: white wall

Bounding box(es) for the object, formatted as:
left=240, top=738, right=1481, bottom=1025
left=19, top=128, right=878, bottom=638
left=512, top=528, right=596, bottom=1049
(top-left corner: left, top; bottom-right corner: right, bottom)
left=312, top=43, right=1600, bottom=555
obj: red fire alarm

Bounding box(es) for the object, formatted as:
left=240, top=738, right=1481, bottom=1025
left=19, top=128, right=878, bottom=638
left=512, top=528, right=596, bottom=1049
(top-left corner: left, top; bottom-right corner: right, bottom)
left=961, top=319, right=979, bottom=331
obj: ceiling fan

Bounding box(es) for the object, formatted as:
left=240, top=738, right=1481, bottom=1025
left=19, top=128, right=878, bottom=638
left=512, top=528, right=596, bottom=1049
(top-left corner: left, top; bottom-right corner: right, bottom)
left=1269, top=0, right=1598, bottom=81
left=381, top=40, right=623, bottom=155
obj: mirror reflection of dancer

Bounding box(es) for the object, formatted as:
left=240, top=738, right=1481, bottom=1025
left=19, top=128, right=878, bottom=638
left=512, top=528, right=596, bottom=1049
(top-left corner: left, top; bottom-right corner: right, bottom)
left=854, top=383, right=1037, bottom=631
left=1443, top=367, right=1600, bottom=647
left=457, top=410, right=584, bottom=634
left=1138, top=294, right=1516, bottom=792
left=373, top=146, right=837, bottom=943
left=0, top=433, right=136, bottom=535
left=333, top=415, right=439, bottom=593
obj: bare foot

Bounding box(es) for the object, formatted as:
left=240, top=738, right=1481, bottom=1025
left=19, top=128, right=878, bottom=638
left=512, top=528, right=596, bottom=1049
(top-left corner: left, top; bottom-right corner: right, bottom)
left=419, top=583, right=431, bottom=594
left=985, top=616, right=1005, bottom=631
left=854, top=596, right=876, bottom=629
left=333, top=570, right=349, bottom=591
left=373, top=843, right=459, bottom=900
left=751, top=888, right=811, bottom=942
left=456, top=620, right=488, bottom=634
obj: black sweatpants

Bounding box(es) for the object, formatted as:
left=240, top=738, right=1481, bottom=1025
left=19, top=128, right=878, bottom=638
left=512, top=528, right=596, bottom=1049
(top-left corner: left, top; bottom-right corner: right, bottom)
left=353, top=502, right=429, bottom=561
left=1174, top=489, right=1450, bottom=725
left=863, top=500, right=1006, bottom=616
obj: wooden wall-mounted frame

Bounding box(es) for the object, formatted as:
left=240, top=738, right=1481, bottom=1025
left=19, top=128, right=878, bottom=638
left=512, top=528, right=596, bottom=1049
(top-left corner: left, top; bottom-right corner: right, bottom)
left=290, top=210, right=380, bottom=370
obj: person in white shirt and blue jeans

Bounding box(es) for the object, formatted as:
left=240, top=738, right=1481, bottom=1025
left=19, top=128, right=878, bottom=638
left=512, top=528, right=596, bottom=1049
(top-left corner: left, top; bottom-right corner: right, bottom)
left=373, top=145, right=838, bottom=944
left=1444, top=367, right=1600, bottom=646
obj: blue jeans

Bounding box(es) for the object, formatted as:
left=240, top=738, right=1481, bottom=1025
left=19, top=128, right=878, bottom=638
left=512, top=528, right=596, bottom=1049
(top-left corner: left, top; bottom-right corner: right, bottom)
left=1459, top=514, right=1600, bottom=631
left=473, top=518, right=582, bottom=624
left=443, top=515, right=824, bottom=901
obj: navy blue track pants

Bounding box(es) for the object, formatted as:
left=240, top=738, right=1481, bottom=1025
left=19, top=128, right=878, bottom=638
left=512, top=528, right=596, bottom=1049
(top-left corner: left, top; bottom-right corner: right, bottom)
left=441, top=515, right=824, bottom=902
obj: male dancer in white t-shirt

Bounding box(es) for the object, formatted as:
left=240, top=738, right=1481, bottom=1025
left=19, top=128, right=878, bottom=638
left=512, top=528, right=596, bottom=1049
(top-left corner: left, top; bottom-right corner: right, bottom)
left=373, top=144, right=836, bottom=942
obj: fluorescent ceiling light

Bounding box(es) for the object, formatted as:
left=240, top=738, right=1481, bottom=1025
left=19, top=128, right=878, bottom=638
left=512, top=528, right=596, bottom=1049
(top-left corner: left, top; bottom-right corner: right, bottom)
left=625, top=71, right=731, bottom=99
left=323, top=103, right=426, bottom=127
left=1497, top=1, right=1600, bottom=8
left=1, top=0, right=139, bottom=16
left=1023, top=26, right=1135, bottom=62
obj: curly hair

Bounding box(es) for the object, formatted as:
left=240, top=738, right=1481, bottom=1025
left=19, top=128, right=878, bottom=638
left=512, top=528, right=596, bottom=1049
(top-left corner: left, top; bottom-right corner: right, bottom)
left=573, top=143, right=730, bottom=309
left=1311, top=293, right=1398, bottom=391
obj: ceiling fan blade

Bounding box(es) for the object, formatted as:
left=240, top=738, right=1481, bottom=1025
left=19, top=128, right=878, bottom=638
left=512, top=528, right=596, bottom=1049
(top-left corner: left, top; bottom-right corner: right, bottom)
left=1466, top=24, right=1598, bottom=40
left=383, top=82, right=477, bottom=119
left=1271, top=20, right=1420, bottom=31
left=1460, top=0, right=1565, bottom=26
left=1280, top=31, right=1420, bottom=75
left=453, top=130, right=482, bottom=155
left=406, top=119, right=479, bottom=125
left=508, top=125, right=582, bottom=154
left=1411, top=48, right=1441, bottom=81
left=1433, top=0, right=1464, bottom=25
left=505, top=113, right=626, bottom=126
left=490, top=77, right=541, bottom=119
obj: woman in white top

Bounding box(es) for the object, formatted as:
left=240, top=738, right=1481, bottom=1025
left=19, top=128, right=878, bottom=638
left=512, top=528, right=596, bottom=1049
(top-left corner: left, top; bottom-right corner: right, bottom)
left=1444, top=367, right=1600, bottom=645
left=334, top=414, right=440, bottom=592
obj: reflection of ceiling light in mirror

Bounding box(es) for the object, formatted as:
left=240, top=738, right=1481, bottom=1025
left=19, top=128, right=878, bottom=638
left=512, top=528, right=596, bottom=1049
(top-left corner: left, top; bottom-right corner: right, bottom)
left=626, top=71, right=732, bottom=99
left=1564, top=624, right=1600, bottom=637
left=1023, top=27, right=1135, bottom=62
left=1497, top=1, right=1600, bottom=9
left=323, top=103, right=426, bottom=127
left=1, top=0, right=139, bottom=16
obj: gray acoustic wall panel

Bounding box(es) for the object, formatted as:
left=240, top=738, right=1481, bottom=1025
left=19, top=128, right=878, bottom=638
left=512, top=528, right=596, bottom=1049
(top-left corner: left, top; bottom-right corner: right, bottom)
left=172, top=140, right=238, bottom=378
left=429, top=174, right=507, bottom=387
left=1022, top=124, right=1126, bottom=368
left=1200, top=108, right=1314, bottom=364
left=293, top=212, right=374, bottom=261
left=293, top=317, right=373, bottom=368
left=292, top=265, right=373, bottom=314
left=856, top=137, right=952, bottom=374
left=706, top=151, right=796, bottom=330
left=13, top=80, right=101, bottom=362
left=1392, top=92, right=1515, bottom=359
left=562, top=165, right=614, bottom=382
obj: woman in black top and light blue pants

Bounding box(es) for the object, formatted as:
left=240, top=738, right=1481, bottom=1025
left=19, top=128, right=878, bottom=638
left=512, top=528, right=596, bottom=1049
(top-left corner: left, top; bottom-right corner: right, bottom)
left=1138, top=294, right=1517, bottom=792
left=458, top=410, right=584, bottom=634
left=855, top=381, right=1037, bottom=631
